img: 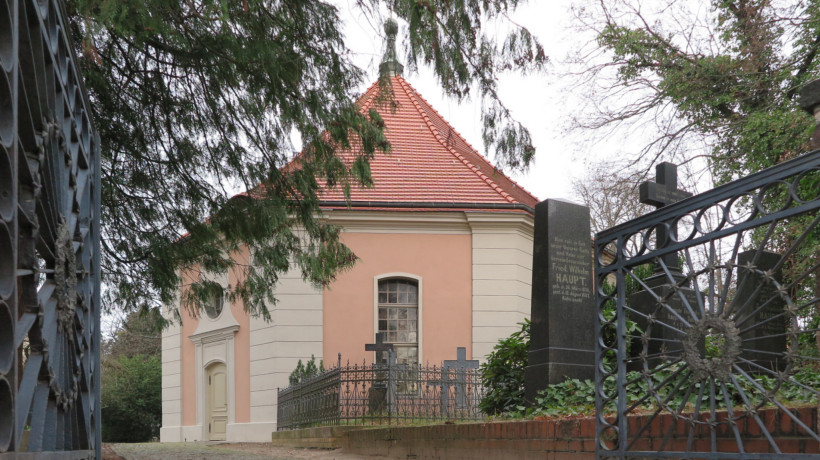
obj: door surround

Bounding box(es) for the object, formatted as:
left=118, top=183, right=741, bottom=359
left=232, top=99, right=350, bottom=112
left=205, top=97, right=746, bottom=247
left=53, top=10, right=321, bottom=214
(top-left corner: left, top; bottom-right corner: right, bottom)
left=190, top=325, right=238, bottom=440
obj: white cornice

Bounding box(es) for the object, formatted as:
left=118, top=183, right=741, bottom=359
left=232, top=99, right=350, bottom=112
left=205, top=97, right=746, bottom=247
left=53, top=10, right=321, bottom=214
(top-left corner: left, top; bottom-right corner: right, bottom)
left=323, top=210, right=471, bottom=234
left=189, top=325, right=240, bottom=344
left=464, top=212, right=534, bottom=236
left=323, top=209, right=533, bottom=235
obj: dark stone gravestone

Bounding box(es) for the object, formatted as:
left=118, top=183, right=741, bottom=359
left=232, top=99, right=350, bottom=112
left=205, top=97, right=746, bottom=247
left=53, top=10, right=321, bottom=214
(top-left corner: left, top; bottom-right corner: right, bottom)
left=525, top=199, right=595, bottom=404
left=628, top=277, right=698, bottom=369
left=365, top=332, right=393, bottom=412
left=442, top=347, right=479, bottom=412
left=735, top=250, right=787, bottom=372
left=629, top=162, right=696, bottom=370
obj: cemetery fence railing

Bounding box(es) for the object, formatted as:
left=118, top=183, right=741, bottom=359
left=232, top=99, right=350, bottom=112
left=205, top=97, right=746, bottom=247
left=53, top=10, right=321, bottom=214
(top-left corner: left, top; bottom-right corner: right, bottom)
left=0, top=0, right=102, bottom=457
left=276, top=358, right=486, bottom=430
left=594, top=150, right=820, bottom=459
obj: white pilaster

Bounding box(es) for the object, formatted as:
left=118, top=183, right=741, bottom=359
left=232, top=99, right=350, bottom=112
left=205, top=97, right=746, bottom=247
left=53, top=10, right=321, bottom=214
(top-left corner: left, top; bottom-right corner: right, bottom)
left=467, top=212, right=534, bottom=362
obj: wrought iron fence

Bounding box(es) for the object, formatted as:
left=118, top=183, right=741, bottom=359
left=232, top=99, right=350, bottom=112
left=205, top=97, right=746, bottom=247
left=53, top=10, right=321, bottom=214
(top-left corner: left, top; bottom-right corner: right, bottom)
left=0, top=0, right=102, bottom=457
left=594, top=151, right=820, bottom=459
left=277, top=358, right=486, bottom=430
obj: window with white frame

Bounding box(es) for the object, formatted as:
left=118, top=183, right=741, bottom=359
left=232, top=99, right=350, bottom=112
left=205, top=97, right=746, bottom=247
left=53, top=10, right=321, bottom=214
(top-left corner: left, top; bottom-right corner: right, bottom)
left=377, top=279, right=418, bottom=365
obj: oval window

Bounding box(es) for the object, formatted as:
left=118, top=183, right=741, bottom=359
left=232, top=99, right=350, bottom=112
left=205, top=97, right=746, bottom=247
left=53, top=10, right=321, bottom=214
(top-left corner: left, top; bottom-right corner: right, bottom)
left=205, top=289, right=224, bottom=319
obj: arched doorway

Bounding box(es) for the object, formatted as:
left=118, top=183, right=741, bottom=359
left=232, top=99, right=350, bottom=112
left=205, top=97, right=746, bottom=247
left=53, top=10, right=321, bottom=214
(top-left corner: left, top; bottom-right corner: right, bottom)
left=206, top=362, right=227, bottom=441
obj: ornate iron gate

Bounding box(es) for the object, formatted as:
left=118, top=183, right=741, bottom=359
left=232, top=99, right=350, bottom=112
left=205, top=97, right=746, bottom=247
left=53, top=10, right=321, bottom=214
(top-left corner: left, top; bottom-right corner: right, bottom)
left=595, top=152, right=820, bottom=458
left=0, top=0, right=101, bottom=457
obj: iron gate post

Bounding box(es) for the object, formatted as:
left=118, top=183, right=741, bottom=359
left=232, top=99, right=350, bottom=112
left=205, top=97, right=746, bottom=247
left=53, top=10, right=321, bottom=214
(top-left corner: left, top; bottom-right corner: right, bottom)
left=0, top=0, right=102, bottom=457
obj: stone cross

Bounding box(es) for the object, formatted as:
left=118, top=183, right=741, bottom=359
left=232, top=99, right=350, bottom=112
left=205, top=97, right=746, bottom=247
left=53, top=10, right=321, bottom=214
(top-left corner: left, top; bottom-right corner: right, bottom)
left=639, top=162, right=691, bottom=207
left=365, top=332, right=394, bottom=362
left=627, top=163, right=696, bottom=370
left=639, top=162, right=692, bottom=273
left=443, top=347, right=479, bottom=410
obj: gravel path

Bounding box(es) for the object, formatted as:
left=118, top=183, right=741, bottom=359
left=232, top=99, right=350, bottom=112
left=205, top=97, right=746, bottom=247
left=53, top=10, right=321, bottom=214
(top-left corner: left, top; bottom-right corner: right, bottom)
left=108, top=442, right=384, bottom=460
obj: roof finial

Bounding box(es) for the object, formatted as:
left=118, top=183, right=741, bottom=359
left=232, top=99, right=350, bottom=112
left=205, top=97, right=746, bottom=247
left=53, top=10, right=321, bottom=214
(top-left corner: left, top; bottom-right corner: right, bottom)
left=379, top=18, right=403, bottom=77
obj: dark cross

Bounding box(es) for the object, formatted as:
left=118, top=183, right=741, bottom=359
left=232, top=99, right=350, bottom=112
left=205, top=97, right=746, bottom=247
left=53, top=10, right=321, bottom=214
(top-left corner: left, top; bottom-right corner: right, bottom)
left=639, top=162, right=692, bottom=274
left=442, top=347, right=479, bottom=410
left=365, top=335, right=395, bottom=413
left=365, top=332, right=394, bottom=363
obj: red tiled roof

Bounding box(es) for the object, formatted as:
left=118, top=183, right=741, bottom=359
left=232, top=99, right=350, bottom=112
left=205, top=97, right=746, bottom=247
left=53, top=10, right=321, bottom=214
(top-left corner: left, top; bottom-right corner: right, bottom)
left=315, top=75, right=538, bottom=211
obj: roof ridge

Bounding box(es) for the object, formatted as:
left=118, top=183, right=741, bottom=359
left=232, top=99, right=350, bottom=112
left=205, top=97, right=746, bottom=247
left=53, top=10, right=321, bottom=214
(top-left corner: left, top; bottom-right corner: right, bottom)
left=356, top=79, right=381, bottom=113
left=282, top=81, right=382, bottom=174
left=405, top=86, right=539, bottom=204
left=394, top=76, right=517, bottom=204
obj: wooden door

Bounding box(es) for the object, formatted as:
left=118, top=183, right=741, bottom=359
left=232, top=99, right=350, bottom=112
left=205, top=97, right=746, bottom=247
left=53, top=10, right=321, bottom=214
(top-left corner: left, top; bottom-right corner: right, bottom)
left=207, top=362, right=228, bottom=441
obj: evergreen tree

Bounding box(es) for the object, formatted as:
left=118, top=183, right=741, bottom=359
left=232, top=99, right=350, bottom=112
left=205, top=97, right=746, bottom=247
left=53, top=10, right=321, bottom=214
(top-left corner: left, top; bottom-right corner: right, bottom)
left=66, top=0, right=546, bottom=320
left=101, top=311, right=162, bottom=442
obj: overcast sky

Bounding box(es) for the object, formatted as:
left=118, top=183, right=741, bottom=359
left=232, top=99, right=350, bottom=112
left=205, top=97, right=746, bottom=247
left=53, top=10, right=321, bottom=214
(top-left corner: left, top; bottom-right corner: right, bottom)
left=334, top=0, right=602, bottom=203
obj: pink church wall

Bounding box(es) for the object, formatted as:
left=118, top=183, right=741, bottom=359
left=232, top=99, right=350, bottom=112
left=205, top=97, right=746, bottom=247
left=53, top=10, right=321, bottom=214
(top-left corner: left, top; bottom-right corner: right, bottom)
left=179, top=265, right=200, bottom=426
left=324, top=232, right=473, bottom=365
left=178, top=252, right=251, bottom=427
left=229, top=247, right=251, bottom=424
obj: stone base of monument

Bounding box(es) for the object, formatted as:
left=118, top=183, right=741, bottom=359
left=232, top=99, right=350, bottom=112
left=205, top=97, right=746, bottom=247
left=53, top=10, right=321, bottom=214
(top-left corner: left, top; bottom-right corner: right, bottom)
left=368, top=384, right=387, bottom=413
left=524, top=348, right=594, bottom=399
left=627, top=273, right=699, bottom=372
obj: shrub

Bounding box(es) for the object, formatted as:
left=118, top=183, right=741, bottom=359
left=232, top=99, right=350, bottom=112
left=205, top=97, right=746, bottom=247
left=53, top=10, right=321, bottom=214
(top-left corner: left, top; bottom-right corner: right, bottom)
left=530, top=364, right=820, bottom=418
left=288, top=355, right=325, bottom=386
left=479, top=319, right=530, bottom=415
left=478, top=264, right=650, bottom=417
left=101, top=354, right=162, bottom=442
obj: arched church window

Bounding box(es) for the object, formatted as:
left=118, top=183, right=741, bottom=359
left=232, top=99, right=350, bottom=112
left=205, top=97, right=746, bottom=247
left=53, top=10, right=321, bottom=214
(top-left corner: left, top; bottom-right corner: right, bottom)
left=377, top=279, right=418, bottom=365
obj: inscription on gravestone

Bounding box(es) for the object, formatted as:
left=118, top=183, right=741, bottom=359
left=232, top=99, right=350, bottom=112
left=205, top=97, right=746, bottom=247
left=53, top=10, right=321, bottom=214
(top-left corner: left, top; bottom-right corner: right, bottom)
left=551, top=235, right=593, bottom=304
left=735, top=250, right=787, bottom=372
left=525, top=199, right=595, bottom=404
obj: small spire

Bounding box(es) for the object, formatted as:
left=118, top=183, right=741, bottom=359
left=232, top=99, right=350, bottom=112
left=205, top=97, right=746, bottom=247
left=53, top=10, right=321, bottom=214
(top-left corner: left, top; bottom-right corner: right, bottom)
left=379, top=18, right=403, bottom=77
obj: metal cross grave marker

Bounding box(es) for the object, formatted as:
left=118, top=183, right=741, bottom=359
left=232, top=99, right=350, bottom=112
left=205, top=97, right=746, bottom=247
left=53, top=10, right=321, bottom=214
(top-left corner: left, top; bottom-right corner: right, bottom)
left=443, top=347, right=479, bottom=410
left=365, top=332, right=394, bottom=362
left=639, top=162, right=692, bottom=273
left=365, top=332, right=395, bottom=412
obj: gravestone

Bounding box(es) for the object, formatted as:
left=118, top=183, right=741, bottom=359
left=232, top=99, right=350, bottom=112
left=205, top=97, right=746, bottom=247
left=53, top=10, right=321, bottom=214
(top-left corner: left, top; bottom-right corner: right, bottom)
left=525, top=199, right=595, bottom=404
left=628, top=278, right=698, bottom=369
left=735, top=250, right=787, bottom=372
left=629, top=162, right=696, bottom=370
left=365, top=333, right=393, bottom=412
left=442, top=347, right=479, bottom=411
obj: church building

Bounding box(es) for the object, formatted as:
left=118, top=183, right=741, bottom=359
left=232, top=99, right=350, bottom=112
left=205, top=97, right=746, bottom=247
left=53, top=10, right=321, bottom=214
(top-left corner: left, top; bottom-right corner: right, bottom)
left=160, top=19, right=539, bottom=442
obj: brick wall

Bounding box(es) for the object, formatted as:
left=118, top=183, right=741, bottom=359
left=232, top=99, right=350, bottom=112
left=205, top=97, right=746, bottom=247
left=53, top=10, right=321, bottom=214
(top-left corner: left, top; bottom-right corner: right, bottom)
left=341, top=407, right=818, bottom=459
